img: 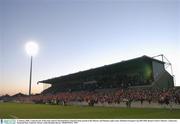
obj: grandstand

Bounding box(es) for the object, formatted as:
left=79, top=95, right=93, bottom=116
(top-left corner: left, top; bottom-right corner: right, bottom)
left=38, top=55, right=174, bottom=94
left=0, top=55, right=177, bottom=111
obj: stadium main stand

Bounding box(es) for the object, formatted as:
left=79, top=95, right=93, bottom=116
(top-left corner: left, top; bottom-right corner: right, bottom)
left=38, top=55, right=174, bottom=94
left=2, top=55, right=177, bottom=109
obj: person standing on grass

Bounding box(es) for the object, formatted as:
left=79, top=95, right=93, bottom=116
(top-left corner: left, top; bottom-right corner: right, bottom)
left=169, top=95, right=174, bottom=111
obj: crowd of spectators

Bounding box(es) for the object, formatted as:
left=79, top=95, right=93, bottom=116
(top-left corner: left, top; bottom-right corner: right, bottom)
left=9, top=88, right=180, bottom=107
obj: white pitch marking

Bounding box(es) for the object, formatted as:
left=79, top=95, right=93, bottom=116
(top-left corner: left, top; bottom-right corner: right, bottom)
left=9, top=114, right=18, bottom=119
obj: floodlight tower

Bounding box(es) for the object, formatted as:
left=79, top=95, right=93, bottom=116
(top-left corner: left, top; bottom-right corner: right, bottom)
left=25, top=41, right=39, bottom=95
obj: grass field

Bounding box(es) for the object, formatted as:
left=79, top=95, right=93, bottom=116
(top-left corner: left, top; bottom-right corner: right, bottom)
left=0, top=103, right=180, bottom=119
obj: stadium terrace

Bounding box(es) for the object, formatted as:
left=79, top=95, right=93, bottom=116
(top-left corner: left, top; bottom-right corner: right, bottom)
left=38, top=55, right=174, bottom=94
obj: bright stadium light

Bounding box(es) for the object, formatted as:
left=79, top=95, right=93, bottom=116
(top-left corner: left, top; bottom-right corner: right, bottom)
left=25, top=41, right=39, bottom=95
left=25, top=41, right=39, bottom=56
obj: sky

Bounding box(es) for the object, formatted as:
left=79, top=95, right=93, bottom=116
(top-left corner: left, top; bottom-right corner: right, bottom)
left=0, top=0, right=180, bottom=95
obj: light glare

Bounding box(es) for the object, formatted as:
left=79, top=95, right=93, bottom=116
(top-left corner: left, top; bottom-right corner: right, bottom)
left=25, top=41, right=39, bottom=56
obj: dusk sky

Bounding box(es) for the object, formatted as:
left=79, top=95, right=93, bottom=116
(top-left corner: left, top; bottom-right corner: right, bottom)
left=0, top=0, right=180, bottom=95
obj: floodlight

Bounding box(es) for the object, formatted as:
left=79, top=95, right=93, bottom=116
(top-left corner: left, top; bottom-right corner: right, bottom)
left=25, top=41, right=38, bottom=56
left=25, top=41, right=39, bottom=95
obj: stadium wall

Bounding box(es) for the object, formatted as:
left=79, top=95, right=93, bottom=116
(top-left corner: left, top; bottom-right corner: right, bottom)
left=152, top=61, right=165, bottom=81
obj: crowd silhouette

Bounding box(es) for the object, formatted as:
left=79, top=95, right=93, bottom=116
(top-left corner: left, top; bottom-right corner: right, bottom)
left=5, top=88, right=179, bottom=108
